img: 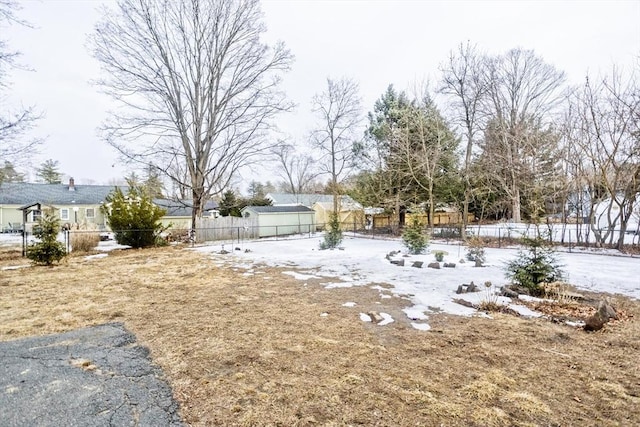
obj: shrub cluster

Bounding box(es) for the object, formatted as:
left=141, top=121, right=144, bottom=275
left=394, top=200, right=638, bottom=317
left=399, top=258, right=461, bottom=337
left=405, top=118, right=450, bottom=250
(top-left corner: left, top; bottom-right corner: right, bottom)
left=101, top=186, right=166, bottom=249
left=466, top=236, right=486, bottom=267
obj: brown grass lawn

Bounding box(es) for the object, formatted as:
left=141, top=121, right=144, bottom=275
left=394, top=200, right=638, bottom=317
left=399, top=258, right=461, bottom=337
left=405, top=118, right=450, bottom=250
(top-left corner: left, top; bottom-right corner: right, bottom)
left=1, top=244, right=639, bottom=426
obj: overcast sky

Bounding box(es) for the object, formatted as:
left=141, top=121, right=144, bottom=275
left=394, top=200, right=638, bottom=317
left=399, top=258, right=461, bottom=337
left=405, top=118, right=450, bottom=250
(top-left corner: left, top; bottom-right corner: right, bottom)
left=4, top=0, right=639, bottom=188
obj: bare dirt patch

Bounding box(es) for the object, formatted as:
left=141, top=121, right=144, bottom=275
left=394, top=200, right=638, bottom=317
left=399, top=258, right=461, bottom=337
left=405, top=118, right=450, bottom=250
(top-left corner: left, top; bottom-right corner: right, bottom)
left=1, top=245, right=639, bottom=426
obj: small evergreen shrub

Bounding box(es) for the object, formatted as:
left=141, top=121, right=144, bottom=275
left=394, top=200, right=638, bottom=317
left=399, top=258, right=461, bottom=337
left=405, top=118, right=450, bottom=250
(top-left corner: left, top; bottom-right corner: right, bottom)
left=402, top=217, right=429, bottom=255
left=505, top=233, right=564, bottom=296
left=101, top=186, right=166, bottom=249
left=70, top=231, right=101, bottom=252
left=27, top=211, right=66, bottom=265
left=434, top=251, right=444, bottom=262
left=466, top=236, right=486, bottom=267
left=321, top=212, right=343, bottom=249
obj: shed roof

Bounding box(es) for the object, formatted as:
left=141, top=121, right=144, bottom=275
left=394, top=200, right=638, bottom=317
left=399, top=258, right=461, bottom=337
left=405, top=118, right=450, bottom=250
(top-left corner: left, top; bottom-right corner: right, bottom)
left=241, top=205, right=314, bottom=214
left=266, top=193, right=362, bottom=209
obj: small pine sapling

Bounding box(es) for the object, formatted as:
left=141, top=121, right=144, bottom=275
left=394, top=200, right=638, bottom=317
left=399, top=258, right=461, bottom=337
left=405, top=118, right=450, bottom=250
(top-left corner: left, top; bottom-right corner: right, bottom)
left=402, top=216, right=429, bottom=255
left=434, top=251, right=444, bottom=262
left=320, top=212, right=343, bottom=250
left=505, top=233, right=564, bottom=296
left=27, top=211, right=66, bottom=265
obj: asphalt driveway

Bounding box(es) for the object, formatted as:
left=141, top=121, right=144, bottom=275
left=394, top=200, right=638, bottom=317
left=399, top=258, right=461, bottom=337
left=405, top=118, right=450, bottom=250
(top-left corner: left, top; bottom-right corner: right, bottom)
left=0, top=322, right=184, bottom=426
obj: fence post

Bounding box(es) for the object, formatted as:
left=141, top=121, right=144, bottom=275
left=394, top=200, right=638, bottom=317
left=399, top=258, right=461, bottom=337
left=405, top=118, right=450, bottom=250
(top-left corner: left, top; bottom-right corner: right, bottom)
left=498, top=228, right=501, bottom=248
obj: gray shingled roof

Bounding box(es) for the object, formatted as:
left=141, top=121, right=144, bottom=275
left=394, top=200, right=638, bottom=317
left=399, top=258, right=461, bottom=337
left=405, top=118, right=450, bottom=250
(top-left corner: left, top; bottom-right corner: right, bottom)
left=241, top=205, right=314, bottom=214
left=0, top=182, right=116, bottom=205
left=266, top=193, right=362, bottom=209
left=153, top=199, right=219, bottom=217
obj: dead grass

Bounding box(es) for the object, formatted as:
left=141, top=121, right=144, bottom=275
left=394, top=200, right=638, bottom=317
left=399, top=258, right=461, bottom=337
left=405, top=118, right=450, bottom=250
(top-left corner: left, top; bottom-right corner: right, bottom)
left=70, top=231, right=101, bottom=252
left=1, top=244, right=639, bottom=426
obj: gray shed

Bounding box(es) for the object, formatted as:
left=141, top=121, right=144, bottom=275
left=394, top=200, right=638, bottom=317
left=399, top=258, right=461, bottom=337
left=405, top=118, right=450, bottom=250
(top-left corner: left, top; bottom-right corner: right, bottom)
left=240, top=205, right=316, bottom=238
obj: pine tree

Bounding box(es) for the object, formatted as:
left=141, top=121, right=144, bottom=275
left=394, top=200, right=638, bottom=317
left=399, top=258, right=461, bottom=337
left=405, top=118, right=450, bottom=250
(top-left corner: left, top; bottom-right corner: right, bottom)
left=320, top=212, right=343, bottom=249
left=27, top=211, right=66, bottom=265
left=505, top=233, right=564, bottom=295
left=36, top=159, right=62, bottom=184
left=402, top=216, right=429, bottom=254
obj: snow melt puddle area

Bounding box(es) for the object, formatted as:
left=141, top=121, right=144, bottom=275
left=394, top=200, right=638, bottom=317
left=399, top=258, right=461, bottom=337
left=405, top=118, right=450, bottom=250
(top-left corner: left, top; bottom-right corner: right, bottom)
left=195, top=235, right=640, bottom=330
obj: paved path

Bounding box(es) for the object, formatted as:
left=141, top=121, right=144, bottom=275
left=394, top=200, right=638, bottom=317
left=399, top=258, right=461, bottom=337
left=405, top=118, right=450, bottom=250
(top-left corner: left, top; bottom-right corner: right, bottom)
left=0, top=323, right=184, bottom=426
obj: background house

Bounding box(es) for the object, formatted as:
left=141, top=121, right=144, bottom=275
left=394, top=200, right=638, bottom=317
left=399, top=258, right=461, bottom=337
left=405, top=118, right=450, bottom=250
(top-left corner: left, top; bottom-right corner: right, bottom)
left=266, top=193, right=364, bottom=229
left=240, top=205, right=315, bottom=238
left=0, top=179, right=113, bottom=232
left=154, top=199, right=219, bottom=230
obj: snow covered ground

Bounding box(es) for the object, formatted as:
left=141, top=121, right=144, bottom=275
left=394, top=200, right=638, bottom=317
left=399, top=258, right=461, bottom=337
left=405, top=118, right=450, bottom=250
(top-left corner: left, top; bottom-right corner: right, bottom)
left=196, top=234, right=640, bottom=330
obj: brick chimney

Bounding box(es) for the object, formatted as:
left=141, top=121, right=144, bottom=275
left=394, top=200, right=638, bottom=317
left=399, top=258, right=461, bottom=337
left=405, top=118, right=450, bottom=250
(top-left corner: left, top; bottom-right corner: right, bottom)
left=69, top=177, right=75, bottom=191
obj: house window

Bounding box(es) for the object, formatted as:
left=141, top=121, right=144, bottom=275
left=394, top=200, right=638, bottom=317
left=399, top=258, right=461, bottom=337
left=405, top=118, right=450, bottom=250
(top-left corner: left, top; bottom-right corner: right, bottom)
left=85, top=208, right=95, bottom=218
left=31, top=210, right=42, bottom=222
left=60, top=208, right=70, bottom=221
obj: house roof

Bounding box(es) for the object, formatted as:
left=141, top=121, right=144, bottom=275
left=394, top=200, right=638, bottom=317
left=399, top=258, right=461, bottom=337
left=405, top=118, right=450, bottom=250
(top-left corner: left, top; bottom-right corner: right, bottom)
left=0, top=182, right=115, bottom=205
left=266, top=193, right=362, bottom=209
left=241, top=205, right=314, bottom=214
left=153, top=199, right=219, bottom=217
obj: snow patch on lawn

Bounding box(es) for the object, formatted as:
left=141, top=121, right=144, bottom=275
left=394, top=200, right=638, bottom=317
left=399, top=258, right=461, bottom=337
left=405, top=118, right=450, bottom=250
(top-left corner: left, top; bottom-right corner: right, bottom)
left=196, top=234, right=640, bottom=330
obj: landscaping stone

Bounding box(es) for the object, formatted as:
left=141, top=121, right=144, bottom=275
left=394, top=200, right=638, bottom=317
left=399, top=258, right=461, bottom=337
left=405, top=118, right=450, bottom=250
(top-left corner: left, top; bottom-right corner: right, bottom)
left=443, top=262, right=456, bottom=268
left=427, top=262, right=440, bottom=269
left=467, top=281, right=479, bottom=293
left=597, top=300, right=617, bottom=321
left=500, top=286, right=519, bottom=298
left=584, top=313, right=606, bottom=332
left=411, top=261, right=423, bottom=268
left=390, top=259, right=405, bottom=267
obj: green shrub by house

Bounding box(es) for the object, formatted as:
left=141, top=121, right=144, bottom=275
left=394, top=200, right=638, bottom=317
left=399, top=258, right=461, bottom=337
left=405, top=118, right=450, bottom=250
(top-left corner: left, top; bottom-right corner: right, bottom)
left=402, top=216, right=429, bottom=255
left=101, top=186, right=166, bottom=249
left=27, top=211, right=66, bottom=265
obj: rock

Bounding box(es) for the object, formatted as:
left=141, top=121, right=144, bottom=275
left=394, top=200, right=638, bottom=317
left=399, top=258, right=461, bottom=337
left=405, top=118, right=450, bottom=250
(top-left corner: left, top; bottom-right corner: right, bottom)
left=427, top=262, right=440, bottom=269
left=453, top=298, right=474, bottom=308
left=444, top=262, right=456, bottom=268
left=584, top=313, right=606, bottom=332
left=459, top=258, right=465, bottom=264
left=367, top=311, right=384, bottom=323
left=390, top=259, right=405, bottom=267
left=500, top=286, right=519, bottom=298
left=219, top=249, right=229, bottom=254
left=597, top=300, right=617, bottom=321
left=456, top=285, right=464, bottom=294
left=235, top=247, right=241, bottom=251
left=411, top=261, right=423, bottom=268
left=474, top=259, right=483, bottom=267
left=467, top=281, right=479, bottom=292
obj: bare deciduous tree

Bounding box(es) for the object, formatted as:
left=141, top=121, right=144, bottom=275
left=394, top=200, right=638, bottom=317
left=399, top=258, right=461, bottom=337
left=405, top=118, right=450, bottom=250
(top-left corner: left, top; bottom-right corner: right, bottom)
left=0, top=0, right=41, bottom=171
left=439, top=42, right=487, bottom=238
left=481, top=48, right=566, bottom=222
left=273, top=143, right=321, bottom=195
left=565, top=69, right=639, bottom=249
left=90, top=0, right=293, bottom=228
left=311, top=77, right=362, bottom=212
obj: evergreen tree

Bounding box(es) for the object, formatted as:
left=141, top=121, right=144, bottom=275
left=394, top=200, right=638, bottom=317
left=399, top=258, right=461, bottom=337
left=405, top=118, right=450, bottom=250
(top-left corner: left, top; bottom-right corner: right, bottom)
left=27, top=211, right=66, bottom=265
left=505, top=232, right=564, bottom=295
left=0, top=161, right=25, bottom=184
left=402, top=216, right=429, bottom=254
left=36, top=159, right=62, bottom=184
left=143, top=165, right=164, bottom=198
left=101, top=186, right=166, bottom=248
left=219, top=190, right=241, bottom=217
left=320, top=212, right=343, bottom=249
